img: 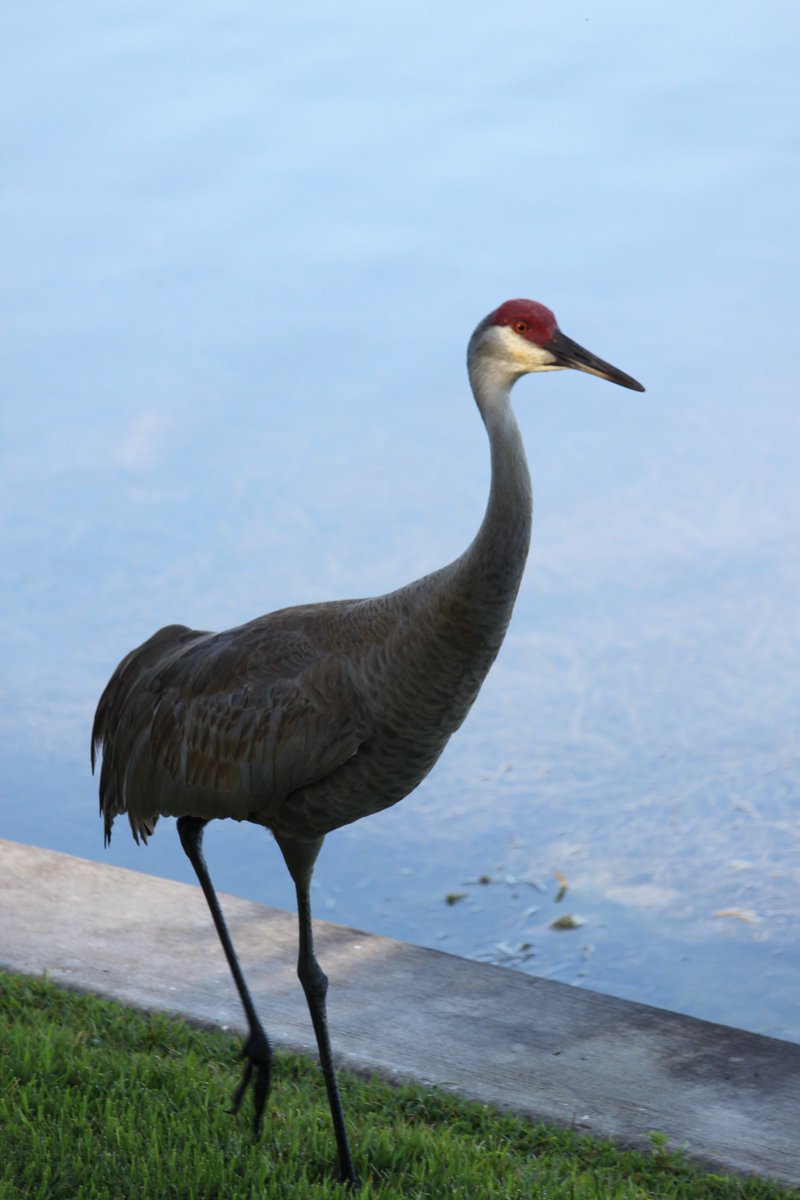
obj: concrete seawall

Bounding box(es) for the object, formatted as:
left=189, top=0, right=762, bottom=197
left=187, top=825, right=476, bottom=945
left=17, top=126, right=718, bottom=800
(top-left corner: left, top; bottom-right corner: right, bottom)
left=1, top=838, right=798, bottom=1187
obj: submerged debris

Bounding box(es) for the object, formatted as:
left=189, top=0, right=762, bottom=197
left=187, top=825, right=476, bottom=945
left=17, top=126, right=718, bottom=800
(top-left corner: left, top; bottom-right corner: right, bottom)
left=712, top=908, right=763, bottom=925
left=550, top=913, right=585, bottom=932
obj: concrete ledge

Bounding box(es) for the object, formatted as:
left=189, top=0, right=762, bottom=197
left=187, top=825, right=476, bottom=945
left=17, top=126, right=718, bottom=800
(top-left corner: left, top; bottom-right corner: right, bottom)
left=1, top=838, right=798, bottom=1187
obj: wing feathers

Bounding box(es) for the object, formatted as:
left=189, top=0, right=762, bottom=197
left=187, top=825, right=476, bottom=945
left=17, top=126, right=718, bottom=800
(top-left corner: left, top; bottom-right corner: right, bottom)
left=94, top=620, right=366, bottom=843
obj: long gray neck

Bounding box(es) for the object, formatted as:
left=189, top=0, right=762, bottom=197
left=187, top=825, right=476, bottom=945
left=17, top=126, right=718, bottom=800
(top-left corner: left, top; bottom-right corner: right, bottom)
left=453, top=361, right=532, bottom=611
left=383, top=357, right=533, bottom=734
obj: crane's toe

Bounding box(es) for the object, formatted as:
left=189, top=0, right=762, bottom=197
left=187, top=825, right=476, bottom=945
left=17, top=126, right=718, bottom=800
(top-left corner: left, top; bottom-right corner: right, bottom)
left=229, top=1028, right=273, bottom=1135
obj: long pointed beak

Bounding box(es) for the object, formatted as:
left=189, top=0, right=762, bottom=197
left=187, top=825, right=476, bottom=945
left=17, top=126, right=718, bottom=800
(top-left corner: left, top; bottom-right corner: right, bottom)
left=548, top=328, right=645, bottom=392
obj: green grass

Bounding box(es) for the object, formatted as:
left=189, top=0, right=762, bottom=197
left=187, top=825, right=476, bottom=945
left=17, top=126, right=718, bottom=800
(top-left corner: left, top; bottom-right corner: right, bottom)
left=0, top=970, right=794, bottom=1199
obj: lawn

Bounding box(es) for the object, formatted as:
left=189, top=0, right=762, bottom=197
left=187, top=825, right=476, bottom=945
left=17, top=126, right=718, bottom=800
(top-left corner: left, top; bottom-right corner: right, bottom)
left=0, top=970, right=794, bottom=1199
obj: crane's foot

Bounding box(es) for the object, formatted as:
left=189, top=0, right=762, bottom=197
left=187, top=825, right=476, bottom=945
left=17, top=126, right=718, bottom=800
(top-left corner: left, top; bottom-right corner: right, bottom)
left=341, top=1166, right=361, bottom=1192
left=229, top=1028, right=273, bottom=1136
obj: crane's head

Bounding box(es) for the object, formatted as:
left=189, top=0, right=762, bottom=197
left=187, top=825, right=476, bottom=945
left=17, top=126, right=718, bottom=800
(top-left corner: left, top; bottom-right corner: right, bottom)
left=468, top=299, right=645, bottom=394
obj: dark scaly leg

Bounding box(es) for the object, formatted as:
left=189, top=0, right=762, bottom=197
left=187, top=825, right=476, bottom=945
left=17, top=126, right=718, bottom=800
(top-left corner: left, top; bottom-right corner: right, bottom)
left=276, top=833, right=359, bottom=1190
left=177, top=815, right=272, bottom=1132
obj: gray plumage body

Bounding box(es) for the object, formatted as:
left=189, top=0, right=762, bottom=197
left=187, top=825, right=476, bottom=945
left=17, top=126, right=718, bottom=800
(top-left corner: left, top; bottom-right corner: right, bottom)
left=90, top=299, right=642, bottom=1188
left=93, top=377, right=531, bottom=847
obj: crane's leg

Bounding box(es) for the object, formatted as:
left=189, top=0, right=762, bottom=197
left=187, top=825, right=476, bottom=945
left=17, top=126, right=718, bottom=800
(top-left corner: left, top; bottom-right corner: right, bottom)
left=276, top=833, right=359, bottom=1190
left=177, top=815, right=272, bottom=1133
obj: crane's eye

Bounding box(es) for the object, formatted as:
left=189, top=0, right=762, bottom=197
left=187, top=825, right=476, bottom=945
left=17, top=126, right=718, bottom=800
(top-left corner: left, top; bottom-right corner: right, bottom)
left=513, top=321, right=528, bottom=334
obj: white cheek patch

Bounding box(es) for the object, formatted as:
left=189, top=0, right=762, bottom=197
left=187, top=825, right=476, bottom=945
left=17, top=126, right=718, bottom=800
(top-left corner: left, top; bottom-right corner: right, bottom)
left=496, top=326, right=558, bottom=371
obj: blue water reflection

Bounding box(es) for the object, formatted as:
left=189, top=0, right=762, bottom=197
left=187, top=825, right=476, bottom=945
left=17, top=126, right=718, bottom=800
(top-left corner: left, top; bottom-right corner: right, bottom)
left=2, top=1, right=798, bottom=1039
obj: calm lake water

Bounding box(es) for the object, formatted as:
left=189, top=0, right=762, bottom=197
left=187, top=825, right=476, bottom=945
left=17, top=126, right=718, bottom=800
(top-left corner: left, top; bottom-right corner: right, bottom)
left=2, top=2, right=799, bottom=1040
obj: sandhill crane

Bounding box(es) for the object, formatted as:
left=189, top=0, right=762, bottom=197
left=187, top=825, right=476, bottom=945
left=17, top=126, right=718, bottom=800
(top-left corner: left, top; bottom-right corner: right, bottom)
left=92, top=299, right=644, bottom=1188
